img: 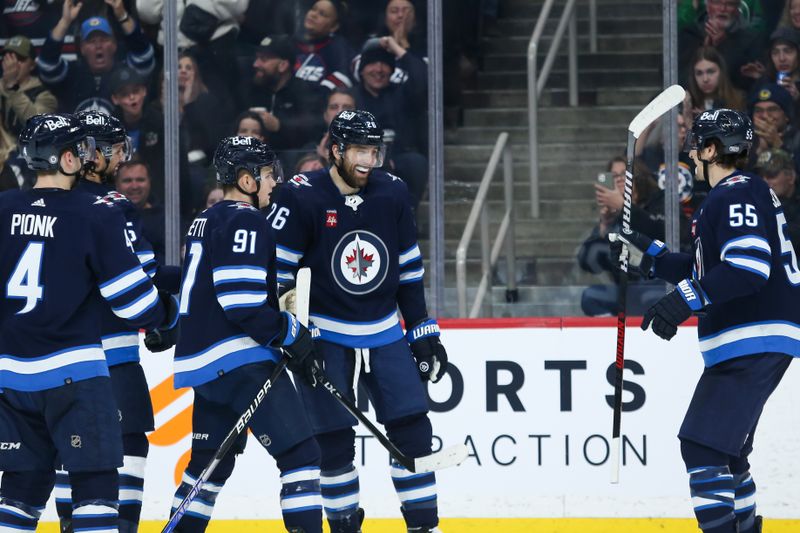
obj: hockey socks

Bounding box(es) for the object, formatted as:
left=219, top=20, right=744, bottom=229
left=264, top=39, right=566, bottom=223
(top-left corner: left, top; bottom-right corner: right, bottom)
left=733, top=471, right=758, bottom=532
left=320, top=464, right=361, bottom=532
left=392, top=462, right=438, bottom=530
left=687, top=465, right=736, bottom=533
left=170, top=471, right=224, bottom=533
left=279, top=467, right=322, bottom=532
left=0, top=471, right=52, bottom=533
left=69, top=470, right=120, bottom=533
left=55, top=454, right=146, bottom=529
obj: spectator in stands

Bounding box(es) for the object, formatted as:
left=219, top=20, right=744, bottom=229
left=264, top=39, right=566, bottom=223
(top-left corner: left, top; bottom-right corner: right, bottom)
left=0, top=35, right=58, bottom=138
left=294, top=0, right=355, bottom=91
left=780, top=0, right=800, bottom=30
left=111, top=64, right=192, bottom=216
left=354, top=36, right=428, bottom=207
left=357, top=0, right=427, bottom=81
left=763, top=27, right=800, bottom=101
left=234, top=110, right=269, bottom=142
left=679, top=0, right=767, bottom=35
left=749, top=83, right=800, bottom=173
left=679, top=0, right=764, bottom=90
left=295, top=153, right=327, bottom=173
left=248, top=34, right=325, bottom=167
left=136, top=0, right=249, bottom=109
left=36, top=1, right=155, bottom=113
left=578, top=158, right=670, bottom=316
left=311, top=87, right=357, bottom=160
left=1, top=1, right=63, bottom=48
left=115, top=158, right=166, bottom=264
left=754, top=148, right=800, bottom=251
left=170, top=51, right=229, bottom=212
left=686, top=46, right=745, bottom=113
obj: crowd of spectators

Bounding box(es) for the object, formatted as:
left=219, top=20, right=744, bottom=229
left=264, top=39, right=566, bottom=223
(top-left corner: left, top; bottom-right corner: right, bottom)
left=0, top=0, right=490, bottom=261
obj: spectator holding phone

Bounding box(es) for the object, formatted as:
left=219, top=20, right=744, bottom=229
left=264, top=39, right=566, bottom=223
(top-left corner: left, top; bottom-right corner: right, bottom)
left=578, top=157, right=678, bottom=316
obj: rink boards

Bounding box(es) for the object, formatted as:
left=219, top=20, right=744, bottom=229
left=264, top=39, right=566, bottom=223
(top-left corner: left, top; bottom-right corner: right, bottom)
left=36, top=317, right=800, bottom=529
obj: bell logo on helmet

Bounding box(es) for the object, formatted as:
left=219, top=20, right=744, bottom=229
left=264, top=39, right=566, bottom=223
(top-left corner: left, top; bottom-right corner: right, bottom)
left=84, top=114, right=105, bottom=126
left=698, top=111, right=720, bottom=122
left=43, top=116, right=70, bottom=131
left=231, top=136, right=252, bottom=146
left=339, top=110, right=356, bottom=121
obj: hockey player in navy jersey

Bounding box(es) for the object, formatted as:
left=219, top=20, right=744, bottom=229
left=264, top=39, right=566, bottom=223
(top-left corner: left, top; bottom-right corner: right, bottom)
left=0, top=113, right=179, bottom=533
left=170, top=136, right=323, bottom=533
left=611, top=109, right=797, bottom=533
left=51, top=110, right=182, bottom=533
left=274, top=110, right=449, bottom=533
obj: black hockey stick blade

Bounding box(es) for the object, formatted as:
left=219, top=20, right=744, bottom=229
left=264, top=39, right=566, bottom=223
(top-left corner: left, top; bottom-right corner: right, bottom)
left=162, top=357, right=289, bottom=533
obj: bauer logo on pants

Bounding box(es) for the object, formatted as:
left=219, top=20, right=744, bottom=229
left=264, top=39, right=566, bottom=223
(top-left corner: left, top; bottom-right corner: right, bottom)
left=331, top=231, right=388, bottom=295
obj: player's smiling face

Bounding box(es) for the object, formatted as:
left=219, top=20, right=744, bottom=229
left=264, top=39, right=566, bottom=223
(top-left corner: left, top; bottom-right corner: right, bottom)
left=336, top=144, right=380, bottom=188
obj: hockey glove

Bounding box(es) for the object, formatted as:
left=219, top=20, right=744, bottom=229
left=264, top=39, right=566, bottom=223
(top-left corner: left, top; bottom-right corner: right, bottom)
left=144, top=292, right=180, bottom=353
left=407, top=318, right=449, bottom=383
left=608, top=230, right=667, bottom=276
left=641, top=279, right=706, bottom=341
left=272, top=311, right=322, bottom=387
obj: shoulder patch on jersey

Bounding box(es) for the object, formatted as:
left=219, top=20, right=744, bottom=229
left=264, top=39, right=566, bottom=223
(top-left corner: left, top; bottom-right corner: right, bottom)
left=228, top=201, right=257, bottom=211
left=92, top=196, right=117, bottom=208
left=101, top=191, right=130, bottom=205
left=386, top=172, right=401, bottom=182
left=289, top=174, right=312, bottom=188
left=720, top=175, right=750, bottom=187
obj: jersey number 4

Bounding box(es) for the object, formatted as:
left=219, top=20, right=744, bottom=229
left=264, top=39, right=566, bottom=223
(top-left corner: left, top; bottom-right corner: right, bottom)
left=6, top=242, right=45, bottom=314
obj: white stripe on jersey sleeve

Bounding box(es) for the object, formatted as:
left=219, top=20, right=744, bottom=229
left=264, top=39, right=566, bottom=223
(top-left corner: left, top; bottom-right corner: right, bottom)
left=217, top=291, right=267, bottom=310
left=399, top=244, right=421, bottom=266
left=112, top=286, right=160, bottom=320
left=399, top=267, right=425, bottom=283
left=212, top=266, right=267, bottom=285
left=724, top=255, right=771, bottom=279
left=276, top=245, right=303, bottom=266
left=99, top=267, right=149, bottom=299
left=720, top=236, right=771, bottom=260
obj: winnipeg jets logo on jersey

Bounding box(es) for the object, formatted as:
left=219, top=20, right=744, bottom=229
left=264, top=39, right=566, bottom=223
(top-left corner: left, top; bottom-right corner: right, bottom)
left=229, top=201, right=256, bottom=211
left=332, top=230, right=389, bottom=295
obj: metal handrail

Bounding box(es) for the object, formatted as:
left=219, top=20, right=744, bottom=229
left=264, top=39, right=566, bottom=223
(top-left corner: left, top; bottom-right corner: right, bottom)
left=456, top=133, right=517, bottom=318
left=527, top=0, right=580, bottom=218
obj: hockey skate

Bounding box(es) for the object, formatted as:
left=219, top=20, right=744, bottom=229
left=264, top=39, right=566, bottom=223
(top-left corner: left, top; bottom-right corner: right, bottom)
left=328, top=507, right=365, bottom=533
left=407, top=527, right=442, bottom=533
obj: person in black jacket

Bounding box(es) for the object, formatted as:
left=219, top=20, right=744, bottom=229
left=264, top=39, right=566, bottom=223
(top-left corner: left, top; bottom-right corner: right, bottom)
left=248, top=34, right=325, bottom=170
left=578, top=158, right=683, bottom=316
left=354, top=36, right=428, bottom=207
left=35, top=1, right=155, bottom=113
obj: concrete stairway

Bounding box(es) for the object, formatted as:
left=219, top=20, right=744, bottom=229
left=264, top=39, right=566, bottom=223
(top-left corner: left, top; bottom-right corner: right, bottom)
left=421, top=0, right=664, bottom=317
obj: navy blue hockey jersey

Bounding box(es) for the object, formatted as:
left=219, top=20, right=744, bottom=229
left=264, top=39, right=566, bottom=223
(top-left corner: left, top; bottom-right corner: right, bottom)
left=174, top=200, right=283, bottom=388
left=273, top=169, right=428, bottom=348
left=0, top=188, right=166, bottom=391
left=654, top=171, right=800, bottom=366
left=75, top=179, right=159, bottom=366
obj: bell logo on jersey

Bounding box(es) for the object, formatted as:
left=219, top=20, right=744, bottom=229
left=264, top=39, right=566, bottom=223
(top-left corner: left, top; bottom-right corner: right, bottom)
left=325, top=209, right=338, bottom=228
left=332, top=230, right=389, bottom=295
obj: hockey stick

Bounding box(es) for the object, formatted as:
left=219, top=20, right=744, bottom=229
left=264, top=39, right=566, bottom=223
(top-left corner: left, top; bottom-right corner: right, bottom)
left=159, top=272, right=313, bottom=533
left=611, top=84, right=685, bottom=484
left=294, top=269, right=469, bottom=473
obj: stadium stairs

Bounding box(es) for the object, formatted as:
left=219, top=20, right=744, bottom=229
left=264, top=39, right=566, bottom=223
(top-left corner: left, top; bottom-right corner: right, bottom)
left=420, top=0, right=664, bottom=317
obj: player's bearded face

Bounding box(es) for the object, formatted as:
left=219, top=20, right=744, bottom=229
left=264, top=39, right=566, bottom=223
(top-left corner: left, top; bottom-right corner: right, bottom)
left=337, top=145, right=380, bottom=188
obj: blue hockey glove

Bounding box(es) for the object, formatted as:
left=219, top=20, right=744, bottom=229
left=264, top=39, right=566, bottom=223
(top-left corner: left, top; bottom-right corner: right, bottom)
left=641, top=279, right=706, bottom=340
left=608, top=230, right=667, bottom=276
left=272, top=311, right=322, bottom=387
left=144, top=292, right=180, bottom=353
left=407, top=318, right=449, bottom=383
